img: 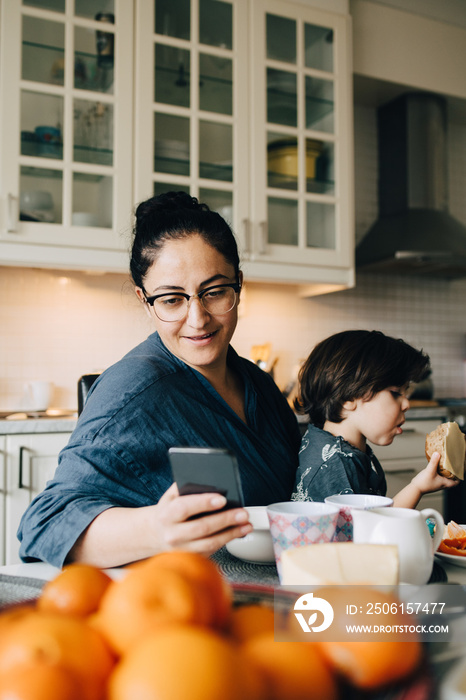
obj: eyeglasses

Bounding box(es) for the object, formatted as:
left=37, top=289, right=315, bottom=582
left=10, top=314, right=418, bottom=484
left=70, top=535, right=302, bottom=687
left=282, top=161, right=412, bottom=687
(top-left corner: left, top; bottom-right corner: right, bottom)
left=143, top=282, right=241, bottom=322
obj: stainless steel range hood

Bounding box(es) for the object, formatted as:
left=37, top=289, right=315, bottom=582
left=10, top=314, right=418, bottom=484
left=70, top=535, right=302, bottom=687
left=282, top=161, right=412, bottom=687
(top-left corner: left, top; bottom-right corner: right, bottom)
left=356, top=93, right=466, bottom=278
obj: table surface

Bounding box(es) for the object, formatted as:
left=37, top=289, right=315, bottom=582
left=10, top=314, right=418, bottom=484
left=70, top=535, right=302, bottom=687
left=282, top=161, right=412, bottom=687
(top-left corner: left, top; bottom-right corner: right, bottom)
left=1, top=547, right=466, bottom=589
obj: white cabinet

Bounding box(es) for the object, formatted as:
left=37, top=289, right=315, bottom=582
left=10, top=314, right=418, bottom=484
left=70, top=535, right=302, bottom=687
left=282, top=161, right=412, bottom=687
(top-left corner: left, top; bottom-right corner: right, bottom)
left=1, top=431, right=70, bottom=565
left=0, top=0, right=354, bottom=288
left=134, top=0, right=354, bottom=290
left=0, top=0, right=133, bottom=271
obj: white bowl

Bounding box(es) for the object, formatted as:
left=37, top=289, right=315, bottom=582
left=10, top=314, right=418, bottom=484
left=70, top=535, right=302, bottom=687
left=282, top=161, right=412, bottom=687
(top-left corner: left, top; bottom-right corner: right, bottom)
left=325, top=494, right=393, bottom=510
left=226, top=506, right=275, bottom=564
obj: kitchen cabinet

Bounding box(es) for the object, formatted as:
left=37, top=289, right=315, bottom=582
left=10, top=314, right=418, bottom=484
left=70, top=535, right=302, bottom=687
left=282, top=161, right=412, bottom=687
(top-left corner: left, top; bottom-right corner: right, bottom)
left=0, top=0, right=354, bottom=289
left=1, top=431, right=71, bottom=565
left=134, top=0, right=355, bottom=290
left=0, top=0, right=133, bottom=271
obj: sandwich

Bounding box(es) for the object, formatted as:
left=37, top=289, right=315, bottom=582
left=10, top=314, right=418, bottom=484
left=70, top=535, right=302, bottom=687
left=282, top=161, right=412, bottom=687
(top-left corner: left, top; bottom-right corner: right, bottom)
left=425, top=421, right=466, bottom=480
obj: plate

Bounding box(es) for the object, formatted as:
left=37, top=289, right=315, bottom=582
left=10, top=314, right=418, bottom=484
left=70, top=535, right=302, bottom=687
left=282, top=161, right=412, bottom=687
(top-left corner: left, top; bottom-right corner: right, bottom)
left=435, top=551, right=466, bottom=569
left=435, top=524, right=466, bottom=568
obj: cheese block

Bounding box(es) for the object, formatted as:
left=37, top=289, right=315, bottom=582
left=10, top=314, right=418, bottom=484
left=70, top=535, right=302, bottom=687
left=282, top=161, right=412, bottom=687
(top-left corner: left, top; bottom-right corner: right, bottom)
left=281, top=543, right=399, bottom=586
left=425, top=421, right=466, bottom=480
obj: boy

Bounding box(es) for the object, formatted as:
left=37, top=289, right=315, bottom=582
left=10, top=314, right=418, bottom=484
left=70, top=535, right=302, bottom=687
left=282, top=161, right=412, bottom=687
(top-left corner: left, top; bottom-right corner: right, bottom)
left=292, top=330, right=458, bottom=508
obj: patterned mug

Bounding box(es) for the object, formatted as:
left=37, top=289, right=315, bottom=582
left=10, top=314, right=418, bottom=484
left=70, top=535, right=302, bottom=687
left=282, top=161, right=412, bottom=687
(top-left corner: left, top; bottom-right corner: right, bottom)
left=266, top=501, right=340, bottom=581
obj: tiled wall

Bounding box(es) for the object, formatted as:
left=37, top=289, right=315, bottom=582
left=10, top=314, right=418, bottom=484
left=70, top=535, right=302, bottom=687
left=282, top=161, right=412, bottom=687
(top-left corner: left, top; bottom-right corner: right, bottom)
left=1, top=266, right=466, bottom=411
left=1, top=103, right=466, bottom=409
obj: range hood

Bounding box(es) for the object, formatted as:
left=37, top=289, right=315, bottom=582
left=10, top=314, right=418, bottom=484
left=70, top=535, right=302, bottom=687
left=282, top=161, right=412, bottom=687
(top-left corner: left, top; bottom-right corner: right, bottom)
left=356, top=93, right=466, bottom=278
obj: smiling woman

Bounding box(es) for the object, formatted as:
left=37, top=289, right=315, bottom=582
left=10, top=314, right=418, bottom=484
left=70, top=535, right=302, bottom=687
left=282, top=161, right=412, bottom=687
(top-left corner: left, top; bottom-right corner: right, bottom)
left=17, top=192, right=301, bottom=569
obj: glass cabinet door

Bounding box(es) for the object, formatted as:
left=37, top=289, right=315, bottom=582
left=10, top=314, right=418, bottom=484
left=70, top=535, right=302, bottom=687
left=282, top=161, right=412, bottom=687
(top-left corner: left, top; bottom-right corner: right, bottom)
left=0, top=0, right=133, bottom=252
left=251, top=0, right=353, bottom=268
left=134, top=0, right=248, bottom=245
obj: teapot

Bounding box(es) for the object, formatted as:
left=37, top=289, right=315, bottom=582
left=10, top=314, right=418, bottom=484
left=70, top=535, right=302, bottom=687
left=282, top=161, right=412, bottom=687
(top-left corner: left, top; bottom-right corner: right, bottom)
left=352, top=507, right=444, bottom=585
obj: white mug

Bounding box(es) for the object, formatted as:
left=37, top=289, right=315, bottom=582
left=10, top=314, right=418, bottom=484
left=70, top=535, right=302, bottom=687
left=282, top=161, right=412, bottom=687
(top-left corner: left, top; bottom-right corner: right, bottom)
left=324, top=494, right=393, bottom=541
left=26, top=380, right=53, bottom=411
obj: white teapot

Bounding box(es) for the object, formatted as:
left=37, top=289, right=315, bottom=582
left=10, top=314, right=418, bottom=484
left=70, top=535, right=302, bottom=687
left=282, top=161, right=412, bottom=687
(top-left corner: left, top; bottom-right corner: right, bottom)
left=352, top=507, right=444, bottom=585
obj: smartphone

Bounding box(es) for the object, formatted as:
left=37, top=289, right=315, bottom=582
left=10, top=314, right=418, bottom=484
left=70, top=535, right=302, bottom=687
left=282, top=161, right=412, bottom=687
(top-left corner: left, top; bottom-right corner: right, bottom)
left=168, top=446, right=245, bottom=515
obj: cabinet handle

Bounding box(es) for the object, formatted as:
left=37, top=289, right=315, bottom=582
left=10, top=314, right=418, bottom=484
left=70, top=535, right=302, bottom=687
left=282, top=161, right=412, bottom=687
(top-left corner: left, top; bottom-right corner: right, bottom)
left=18, top=446, right=31, bottom=489
left=242, top=218, right=251, bottom=255
left=7, top=193, right=19, bottom=233
left=258, top=221, right=268, bottom=255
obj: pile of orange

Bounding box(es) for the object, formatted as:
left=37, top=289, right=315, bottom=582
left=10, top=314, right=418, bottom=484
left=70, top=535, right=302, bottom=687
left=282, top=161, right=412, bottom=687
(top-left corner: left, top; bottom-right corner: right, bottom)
left=0, top=551, right=424, bottom=700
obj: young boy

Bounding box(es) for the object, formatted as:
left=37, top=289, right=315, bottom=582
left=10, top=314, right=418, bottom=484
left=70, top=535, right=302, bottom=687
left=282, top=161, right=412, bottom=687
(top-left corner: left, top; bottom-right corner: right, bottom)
left=292, top=330, right=458, bottom=508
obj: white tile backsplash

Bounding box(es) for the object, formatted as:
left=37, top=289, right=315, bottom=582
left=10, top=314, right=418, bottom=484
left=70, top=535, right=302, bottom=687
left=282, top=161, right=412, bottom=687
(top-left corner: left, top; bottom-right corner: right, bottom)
left=2, top=265, right=465, bottom=410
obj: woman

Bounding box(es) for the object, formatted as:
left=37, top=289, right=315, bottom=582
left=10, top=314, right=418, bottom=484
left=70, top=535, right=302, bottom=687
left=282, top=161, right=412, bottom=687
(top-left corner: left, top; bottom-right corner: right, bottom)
left=18, top=192, right=301, bottom=568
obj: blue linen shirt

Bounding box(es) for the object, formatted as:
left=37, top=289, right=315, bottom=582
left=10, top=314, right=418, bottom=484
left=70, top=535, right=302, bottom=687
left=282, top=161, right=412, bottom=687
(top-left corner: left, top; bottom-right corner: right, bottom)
left=18, top=332, right=301, bottom=567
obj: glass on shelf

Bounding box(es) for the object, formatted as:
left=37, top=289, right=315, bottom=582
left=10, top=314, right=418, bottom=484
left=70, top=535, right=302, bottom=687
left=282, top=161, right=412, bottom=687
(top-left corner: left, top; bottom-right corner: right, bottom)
left=20, top=165, right=63, bottom=223
left=21, top=91, right=63, bottom=160
left=306, top=201, right=335, bottom=249
left=268, top=197, right=298, bottom=246
left=154, top=113, right=190, bottom=176
left=199, top=0, right=232, bottom=49
left=155, top=0, right=190, bottom=40
left=199, top=188, right=233, bottom=224
left=199, top=120, right=232, bottom=181
left=23, top=0, right=65, bottom=12
left=266, top=13, right=296, bottom=64
left=199, top=54, right=232, bottom=115
left=305, top=76, right=334, bottom=132
left=74, top=26, right=114, bottom=94
left=304, top=23, right=333, bottom=73
left=72, top=172, right=112, bottom=227
left=75, top=1, right=115, bottom=20
left=154, top=181, right=190, bottom=197
left=267, top=68, right=297, bottom=127
left=155, top=44, right=190, bottom=108
left=73, top=99, right=113, bottom=166
left=307, top=140, right=334, bottom=195
left=22, top=16, right=65, bottom=85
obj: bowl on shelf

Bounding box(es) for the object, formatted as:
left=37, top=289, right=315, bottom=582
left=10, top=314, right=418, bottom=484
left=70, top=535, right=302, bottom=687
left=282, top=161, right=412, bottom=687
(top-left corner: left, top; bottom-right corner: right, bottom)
left=267, top=138, right=323, bottom=180
left=35, top=126, right=62, bottom=157
left=226, top=506, right=275, bottom=564
left=20, top=190, right=55, bottom=222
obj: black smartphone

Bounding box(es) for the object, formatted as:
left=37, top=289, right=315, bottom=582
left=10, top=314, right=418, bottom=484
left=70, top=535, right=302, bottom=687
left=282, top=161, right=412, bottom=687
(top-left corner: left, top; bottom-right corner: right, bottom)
left=168, top=446, right=245, bottom=515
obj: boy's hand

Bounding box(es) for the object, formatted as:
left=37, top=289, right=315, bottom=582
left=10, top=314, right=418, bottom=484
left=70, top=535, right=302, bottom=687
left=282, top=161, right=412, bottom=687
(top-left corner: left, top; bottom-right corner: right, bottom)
left=412, top=452, right=460, bottom=495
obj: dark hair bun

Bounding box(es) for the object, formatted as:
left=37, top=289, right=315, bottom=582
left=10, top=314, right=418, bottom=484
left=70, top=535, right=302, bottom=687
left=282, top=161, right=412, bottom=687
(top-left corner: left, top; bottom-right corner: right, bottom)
left=136, top=192, right=209, bottom=222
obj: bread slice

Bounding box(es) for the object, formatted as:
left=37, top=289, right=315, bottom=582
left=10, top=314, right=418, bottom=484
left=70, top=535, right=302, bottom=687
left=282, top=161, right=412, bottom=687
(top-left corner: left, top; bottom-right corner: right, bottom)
left=425, top=421, right=466, bottom=480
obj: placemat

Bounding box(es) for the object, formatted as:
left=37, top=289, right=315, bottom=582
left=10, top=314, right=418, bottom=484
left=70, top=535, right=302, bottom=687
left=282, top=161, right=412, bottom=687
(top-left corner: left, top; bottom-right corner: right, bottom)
left=211, top=547, right=279, bottom=585
left=0, top=574, right=45, bottom=608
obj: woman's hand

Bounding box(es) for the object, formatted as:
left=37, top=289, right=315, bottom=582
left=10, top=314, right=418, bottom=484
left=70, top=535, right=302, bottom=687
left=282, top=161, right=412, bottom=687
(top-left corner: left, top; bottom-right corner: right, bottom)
left=152, top=482, right=253, bottom=556
left=68, top=483, right=253, bottom=567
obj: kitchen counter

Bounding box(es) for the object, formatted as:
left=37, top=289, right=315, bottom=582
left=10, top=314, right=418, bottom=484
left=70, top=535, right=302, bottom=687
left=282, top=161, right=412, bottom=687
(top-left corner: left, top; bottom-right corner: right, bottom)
left=0, top=416, right=77, bottom=434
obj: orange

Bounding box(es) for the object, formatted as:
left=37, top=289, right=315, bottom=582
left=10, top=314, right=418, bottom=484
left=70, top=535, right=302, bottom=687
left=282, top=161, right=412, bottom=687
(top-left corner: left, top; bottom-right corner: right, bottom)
left=318, top=638, right=422, bottom=690
left=228, top=604, right=276, bottom=643
left=0, top=609, right=115, bottom=700
left=242, top=631, right=338, bottom=700
left=108, top=624, right=265, bottom=700
left=306, top=586, right=423, bottom=690
left=136, top=551, right=232, bottom=628
left=0, top=662, right=81, bottom=700
left=93, top=563, right=211, bottom=655
left=38, top=563, right=112, bottom=617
